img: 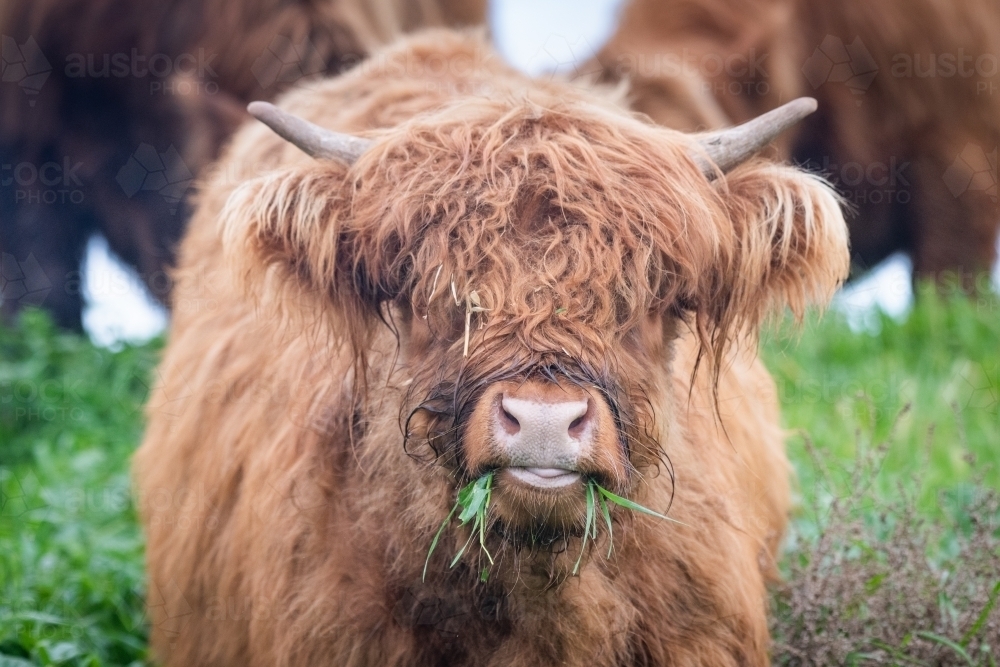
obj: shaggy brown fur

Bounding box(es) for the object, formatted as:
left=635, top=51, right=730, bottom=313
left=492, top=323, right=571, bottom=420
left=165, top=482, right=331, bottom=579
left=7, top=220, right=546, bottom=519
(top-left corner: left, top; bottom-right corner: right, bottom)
left=0, top=0, right=485, bottom=328
left=134, top=31, right=849, bottom=667
left=595, top=0, right=1000, bottom=286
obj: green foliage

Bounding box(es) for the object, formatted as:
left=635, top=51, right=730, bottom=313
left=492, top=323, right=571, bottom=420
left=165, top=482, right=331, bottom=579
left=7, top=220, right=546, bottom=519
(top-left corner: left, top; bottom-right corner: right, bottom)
left=424, top=472, right=495, bottom=582
left=424, top=472, right=678, bottom=579
left=763, top=287, right=1000, bottom=664
left=1, top=311, right=160, bottom=666
left=762, top=286, right=1000, bottom=513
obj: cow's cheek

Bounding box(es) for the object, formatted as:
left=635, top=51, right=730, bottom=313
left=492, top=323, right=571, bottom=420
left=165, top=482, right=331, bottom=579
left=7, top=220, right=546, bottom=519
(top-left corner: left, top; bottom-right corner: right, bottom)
left=460, top=386, right=500, bottom=474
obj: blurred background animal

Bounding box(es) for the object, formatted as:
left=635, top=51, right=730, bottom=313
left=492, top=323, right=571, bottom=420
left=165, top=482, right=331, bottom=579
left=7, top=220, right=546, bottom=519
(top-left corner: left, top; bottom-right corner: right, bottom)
left=594, top=0, right=1000, bottom=288
left=0, top=0, right=485, bottom=329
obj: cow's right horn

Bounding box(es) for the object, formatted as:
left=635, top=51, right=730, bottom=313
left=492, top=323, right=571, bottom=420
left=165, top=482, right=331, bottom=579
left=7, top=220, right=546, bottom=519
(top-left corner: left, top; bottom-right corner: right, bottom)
left=247, top=101, right=373, bottom=165
left=692, top=97, right=817, bottom=177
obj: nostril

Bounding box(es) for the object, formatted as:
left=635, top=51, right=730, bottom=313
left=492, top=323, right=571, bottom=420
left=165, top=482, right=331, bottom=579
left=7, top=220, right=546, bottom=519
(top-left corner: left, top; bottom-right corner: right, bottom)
left=567, top=400, right=593, bottom=439
left=497, top=396, right=520, bottom=435
left=501, top=406, right=520, bottom=430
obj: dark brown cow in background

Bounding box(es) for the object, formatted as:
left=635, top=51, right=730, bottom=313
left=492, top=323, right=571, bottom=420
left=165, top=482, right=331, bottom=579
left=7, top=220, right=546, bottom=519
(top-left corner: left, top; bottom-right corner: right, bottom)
left=0, top=0, right=485, bottom=329
left=595, top=0, right=1000, bottom=288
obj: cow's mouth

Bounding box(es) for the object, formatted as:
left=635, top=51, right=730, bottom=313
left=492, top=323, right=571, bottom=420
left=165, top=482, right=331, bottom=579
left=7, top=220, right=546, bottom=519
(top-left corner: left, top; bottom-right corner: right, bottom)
left=504, top=466, right=581, bottom=489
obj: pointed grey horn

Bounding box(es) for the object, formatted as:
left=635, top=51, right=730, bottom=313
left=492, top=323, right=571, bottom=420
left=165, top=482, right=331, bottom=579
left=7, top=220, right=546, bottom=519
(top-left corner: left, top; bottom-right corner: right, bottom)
left=693, top=97, right=817, bottom=176
left=247, top=101, right=373, bottom=165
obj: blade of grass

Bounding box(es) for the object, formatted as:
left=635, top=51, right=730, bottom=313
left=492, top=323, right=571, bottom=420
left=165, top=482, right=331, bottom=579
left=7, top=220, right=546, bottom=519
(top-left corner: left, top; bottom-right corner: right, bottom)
left=597, top=486, right=687, bottom=526
left=423, top=504, right=458, bottom=582
left=867, top=640, right=932, bottom=666
left=477, top=474, right=495, bottom=565
left=598, top=492, right=614, bottom=558
left=450, top=528, right=478, bottom=568
left=586, top=481, right=596, bottom=539
left=960, top=580, right=1000, bottom=647
left=477, top=473, right=494, bottom=563
left=574, top=482, right=597, bottom=575
left=914, top=632, right=975, bottom=666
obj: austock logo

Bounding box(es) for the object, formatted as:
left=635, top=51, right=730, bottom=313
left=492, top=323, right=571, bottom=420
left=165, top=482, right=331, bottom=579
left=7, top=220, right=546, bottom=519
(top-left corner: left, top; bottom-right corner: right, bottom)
left=0, top=252, right=52, bottom=309
left=802, top=155, right=912, bottom=206
left=145, top=578, right=195, bottom=643
left=528, top=34, right=604, bottom=80
left=0, top=469, right=48, bottom=522
left=612, top=47, right=771, bottom=97
left=2, top=157, right=86, bottom=205
left=943, top=143, right=998, bottom=202
left=116, top=144, right=194, bottom=214
left=803, top=35, right=879, bottom=100
left=1, top=35, right=52, bottom=106
left=958, top=361, right=999, bottom=416
left=251, top=35, right=325, bottom=89
left=64, top=48, right=219, bottom=96
left=888, top=51, right=1000, bottom=95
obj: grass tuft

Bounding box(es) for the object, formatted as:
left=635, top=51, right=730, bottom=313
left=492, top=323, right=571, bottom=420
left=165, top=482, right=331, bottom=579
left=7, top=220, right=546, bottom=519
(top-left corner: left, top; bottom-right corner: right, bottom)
left=574, top=479, right=681, bottom=574
left=423, top=472, right=494, bottom=581
left=425, top=474, right=679, bottom=579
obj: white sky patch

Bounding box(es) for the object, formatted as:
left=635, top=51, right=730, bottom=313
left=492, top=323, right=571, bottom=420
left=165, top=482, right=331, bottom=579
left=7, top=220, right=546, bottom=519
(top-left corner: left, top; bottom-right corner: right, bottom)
left=82, top=235, right=167, bottom=349
left=832, top=253, right=914, bottom=332
left=490, top=0, right=625, bottom=75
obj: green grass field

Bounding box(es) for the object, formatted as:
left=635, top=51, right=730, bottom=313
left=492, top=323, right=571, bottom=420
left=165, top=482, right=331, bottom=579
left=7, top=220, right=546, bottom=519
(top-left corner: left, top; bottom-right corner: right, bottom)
left=1, top=292, right=998, bottom=665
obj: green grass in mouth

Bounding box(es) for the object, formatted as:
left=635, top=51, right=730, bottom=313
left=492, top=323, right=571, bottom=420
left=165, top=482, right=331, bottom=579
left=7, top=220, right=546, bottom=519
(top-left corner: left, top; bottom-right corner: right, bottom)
left=423, top=472, right=678, bottom=581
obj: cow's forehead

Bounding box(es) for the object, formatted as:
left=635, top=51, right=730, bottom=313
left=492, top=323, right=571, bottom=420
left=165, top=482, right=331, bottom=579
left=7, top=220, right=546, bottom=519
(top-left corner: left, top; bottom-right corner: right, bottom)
left=342, top=94, right=725, bottom=334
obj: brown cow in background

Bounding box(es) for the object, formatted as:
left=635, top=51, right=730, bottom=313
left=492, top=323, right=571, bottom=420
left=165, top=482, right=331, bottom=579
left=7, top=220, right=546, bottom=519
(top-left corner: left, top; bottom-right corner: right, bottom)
left=595, top=0, right=1000, bottom=287
left=0, top=0, right=485, bottom=329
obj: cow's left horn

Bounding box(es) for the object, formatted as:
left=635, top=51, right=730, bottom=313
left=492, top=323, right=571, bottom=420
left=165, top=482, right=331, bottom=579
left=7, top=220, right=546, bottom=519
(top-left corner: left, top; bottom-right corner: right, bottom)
left=247, top=101, right=373, bottom=165
left=693, top=97, right=817, bottom=176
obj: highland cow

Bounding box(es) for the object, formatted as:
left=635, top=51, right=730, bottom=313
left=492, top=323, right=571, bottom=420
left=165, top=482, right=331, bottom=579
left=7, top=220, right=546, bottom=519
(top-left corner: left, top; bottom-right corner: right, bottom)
left=595, top=0, right=1000, bottom=287
left=0, top=0, right=485, bottom=328
left=134, top=31, right=849, bottom=667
